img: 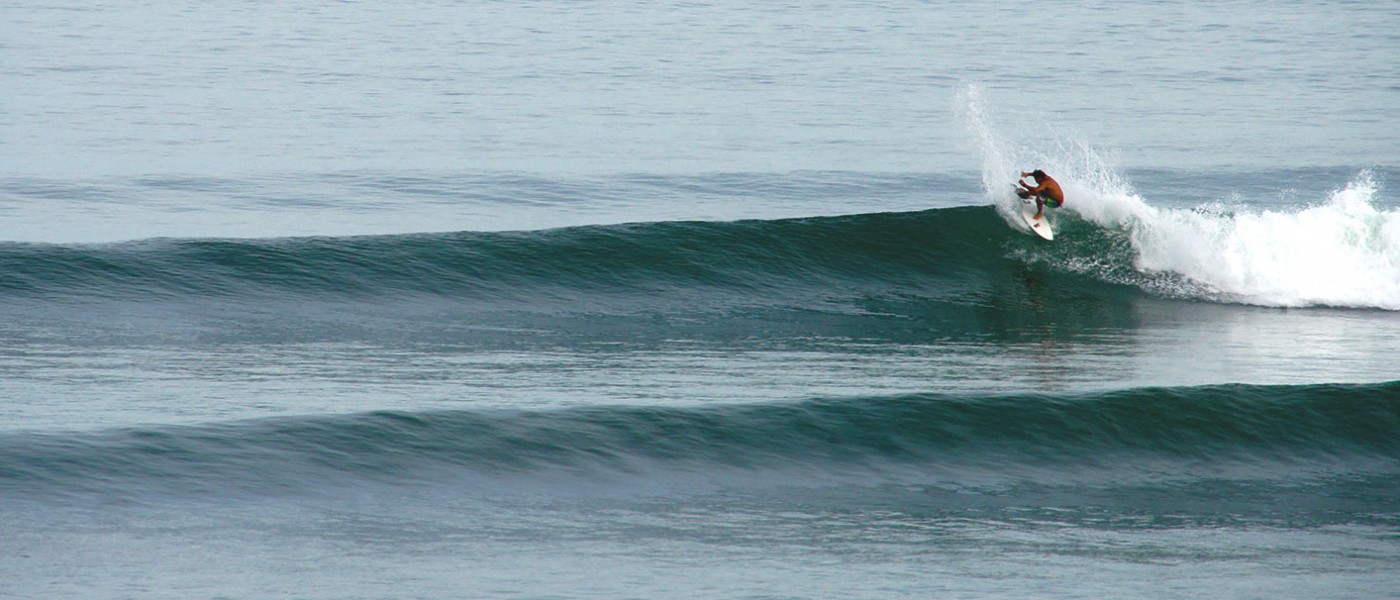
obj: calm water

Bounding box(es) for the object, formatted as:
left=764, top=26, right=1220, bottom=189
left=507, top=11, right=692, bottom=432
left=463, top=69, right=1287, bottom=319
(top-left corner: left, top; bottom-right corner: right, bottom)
left=3, top=2, right=1399, bottom=599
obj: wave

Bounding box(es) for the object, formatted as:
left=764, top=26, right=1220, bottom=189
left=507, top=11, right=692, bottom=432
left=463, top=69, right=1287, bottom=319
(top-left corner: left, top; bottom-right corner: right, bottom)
left=3, top=382, right=1398, bottom=500
left=5, top=183, right=1398, bottom=316
left=0, top=207, right=1096, bottom=311
left=0, top=208, right=945, bottom=297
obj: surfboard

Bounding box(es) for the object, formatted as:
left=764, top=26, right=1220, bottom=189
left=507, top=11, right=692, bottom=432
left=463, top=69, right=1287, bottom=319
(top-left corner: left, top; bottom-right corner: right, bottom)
left=1019, top=202, right=1054, bottom=240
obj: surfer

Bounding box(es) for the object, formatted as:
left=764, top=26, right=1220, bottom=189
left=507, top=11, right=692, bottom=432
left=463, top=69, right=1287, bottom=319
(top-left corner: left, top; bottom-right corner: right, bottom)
left=1017, top=169, right=1065, bottom=220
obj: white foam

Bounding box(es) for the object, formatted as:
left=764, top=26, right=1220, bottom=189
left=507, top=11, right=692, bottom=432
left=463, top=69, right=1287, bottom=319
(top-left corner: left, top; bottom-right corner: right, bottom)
left=1059, top=167, right=1400, bottom=309
left=960, top=85, right=1399, bottom=310
left=1125, top=173, right=1400, bottom=309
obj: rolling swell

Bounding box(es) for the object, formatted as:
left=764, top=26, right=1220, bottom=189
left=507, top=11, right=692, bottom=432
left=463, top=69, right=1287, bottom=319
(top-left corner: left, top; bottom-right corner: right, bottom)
left=5, top=382, right=1398, bottom=500
left=0, top=207, right=1086, bottom=305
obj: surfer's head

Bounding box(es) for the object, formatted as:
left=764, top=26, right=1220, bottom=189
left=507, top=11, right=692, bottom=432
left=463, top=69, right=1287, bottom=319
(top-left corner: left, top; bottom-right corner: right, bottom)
left=1030, top=169, right=1047, bottom=180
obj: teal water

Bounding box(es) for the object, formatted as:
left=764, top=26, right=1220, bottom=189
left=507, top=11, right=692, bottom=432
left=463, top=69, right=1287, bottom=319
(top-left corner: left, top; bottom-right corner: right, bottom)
left=3, top=1, right=1399, bottom=599
left=7, top=382, right=1400, bottom=499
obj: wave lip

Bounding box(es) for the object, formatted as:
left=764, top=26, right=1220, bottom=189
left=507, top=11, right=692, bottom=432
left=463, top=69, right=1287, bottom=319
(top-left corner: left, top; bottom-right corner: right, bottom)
left=4, top=382, right=1398, bottom=500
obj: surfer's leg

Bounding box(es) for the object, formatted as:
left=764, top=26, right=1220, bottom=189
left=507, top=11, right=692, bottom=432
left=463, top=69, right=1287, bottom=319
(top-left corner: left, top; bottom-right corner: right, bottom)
left=1034, top=196, right=1044, bottom=219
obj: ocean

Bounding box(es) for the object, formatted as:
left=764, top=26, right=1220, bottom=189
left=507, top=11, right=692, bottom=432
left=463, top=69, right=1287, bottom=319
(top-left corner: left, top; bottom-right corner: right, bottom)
left=3, top=1, right=1399, bottom=598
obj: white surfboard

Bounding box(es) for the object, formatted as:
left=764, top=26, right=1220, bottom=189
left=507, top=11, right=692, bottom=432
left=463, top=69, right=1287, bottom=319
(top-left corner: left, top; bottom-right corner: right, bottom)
left=1019, top=203, right=1054, bottom=240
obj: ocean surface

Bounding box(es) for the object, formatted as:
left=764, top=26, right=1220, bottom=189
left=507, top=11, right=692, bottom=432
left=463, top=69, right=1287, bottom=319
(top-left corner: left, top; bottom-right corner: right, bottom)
left=4, top=1, right=1399, bottom=599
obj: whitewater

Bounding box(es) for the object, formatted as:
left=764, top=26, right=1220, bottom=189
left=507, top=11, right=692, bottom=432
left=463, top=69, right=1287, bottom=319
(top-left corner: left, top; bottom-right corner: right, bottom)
left=1041, top=172, right=1400, bottom=309
left=961, top=86, right=1400, bottom=310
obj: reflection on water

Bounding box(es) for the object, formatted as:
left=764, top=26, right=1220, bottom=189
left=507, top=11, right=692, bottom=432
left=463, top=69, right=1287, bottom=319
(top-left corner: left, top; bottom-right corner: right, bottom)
left=1126, top=301, right=1400, bottom=387
left=3, top=294, right=1396, bottom=432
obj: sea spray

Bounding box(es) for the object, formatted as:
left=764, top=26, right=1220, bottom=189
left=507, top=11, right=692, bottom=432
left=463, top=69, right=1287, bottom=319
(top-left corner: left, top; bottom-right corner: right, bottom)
left=958, top=84, right=1154, bottom=231
left=956, top=84, right=1023, bottom=227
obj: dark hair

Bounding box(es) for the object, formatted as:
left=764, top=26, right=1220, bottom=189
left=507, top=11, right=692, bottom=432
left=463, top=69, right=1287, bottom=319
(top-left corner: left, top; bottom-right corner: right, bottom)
left=1031, top=169, right=1047, bottom=178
